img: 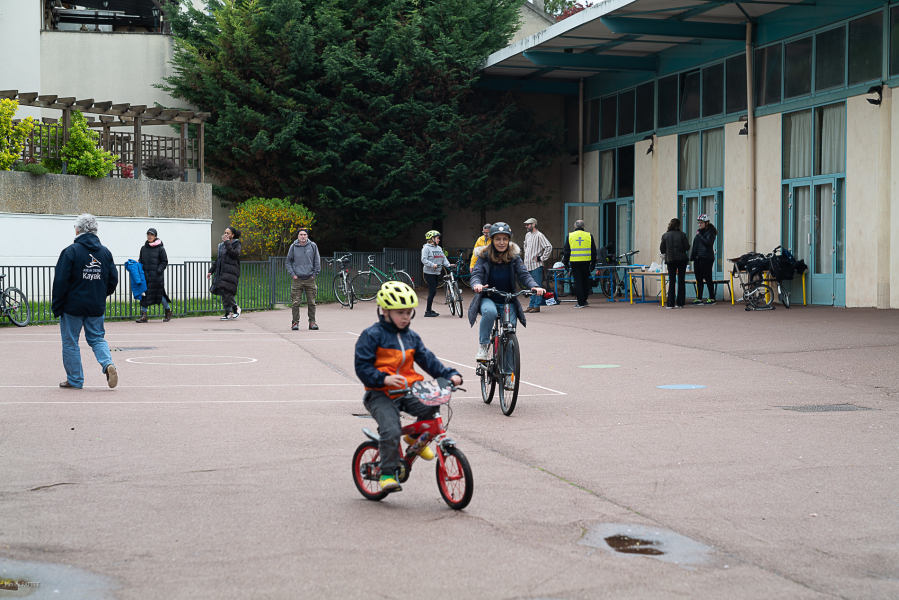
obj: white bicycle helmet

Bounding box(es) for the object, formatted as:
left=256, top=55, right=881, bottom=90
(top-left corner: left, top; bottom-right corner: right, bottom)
left=552, top=261, right=565, bottom=270
left=697, top=214, right=710, bottom=222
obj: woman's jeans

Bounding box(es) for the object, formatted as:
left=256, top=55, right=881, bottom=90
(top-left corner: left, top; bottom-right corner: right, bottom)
left=693, top=258, right=715, bottom=299
left=59, top=313, right=114, bottom=388
left=424, top=273, right=439, bottom=312
left=140, top=296, right=170, bottom=315
left=666, top=260, right=688, bottom=307
left=479, top=298, right=516, bottom=372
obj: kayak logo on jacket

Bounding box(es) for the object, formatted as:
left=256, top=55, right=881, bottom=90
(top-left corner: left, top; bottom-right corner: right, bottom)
left=83, top=254, right=103, bottom=281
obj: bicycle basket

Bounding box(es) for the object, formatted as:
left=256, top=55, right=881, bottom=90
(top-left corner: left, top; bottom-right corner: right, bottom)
left=410, top=378, right=453, bottom=406
left=770, top=254, right=796, bottom=281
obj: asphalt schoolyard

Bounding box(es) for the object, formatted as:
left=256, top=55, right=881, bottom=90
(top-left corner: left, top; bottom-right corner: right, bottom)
left=1, top=293, right=897, bottom=599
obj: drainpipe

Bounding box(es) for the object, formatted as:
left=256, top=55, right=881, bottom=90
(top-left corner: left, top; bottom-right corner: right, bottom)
left=579, top=78, right=584, bottom=206
left=745, top=23, right=756, bottom=253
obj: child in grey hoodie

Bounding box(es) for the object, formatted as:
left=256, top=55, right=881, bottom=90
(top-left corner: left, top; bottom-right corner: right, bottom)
left=421, top=230, right=453, bottom=317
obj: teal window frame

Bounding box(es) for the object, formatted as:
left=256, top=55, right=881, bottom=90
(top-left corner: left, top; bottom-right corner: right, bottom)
left=598, top=145, right=635, bottom=257
left=677, top=127, right=725, bottom=276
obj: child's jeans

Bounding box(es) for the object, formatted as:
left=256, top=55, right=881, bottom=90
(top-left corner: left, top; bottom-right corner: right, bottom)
left=363, top=389, right=436, bottom=476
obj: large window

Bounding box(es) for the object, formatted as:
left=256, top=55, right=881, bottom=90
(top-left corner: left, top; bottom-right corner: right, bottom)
left=599, top=145, right=635, bottom=256
left=755, top=44, right=782, bottom=106
left=784, top=37, right=812, bottom=99
left=816, top=27, right=846, bottom=91
left=848, top=12, right=882, bottom=85
left=678, top=128, right=725, bottom=273
left=702, top=63, right=724, bottom=117
left=600, top=95, right=617, bottom=140
left=635, top=81, right=655, bottom=133
left=679, top=69, right=701, bottom=122
left=891, top=6, right=899, bottom=76
left=658, top=75, right=678, bottom=129
left=618, top=89, right=636, bottom=137
left=726, top=54, right=747, bottom=114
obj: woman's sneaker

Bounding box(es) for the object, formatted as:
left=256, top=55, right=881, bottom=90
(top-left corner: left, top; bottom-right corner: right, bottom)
left=232, top=305, right=241, bottom=319
left=691, top=299, right=703, bottom=305
left=475, top=345, right=489, bottom=361
left=504, top=374, right=514, bottom=389
left=220, top=313, right=232, bottom=320
left=704, top=298, right=716, bottom=305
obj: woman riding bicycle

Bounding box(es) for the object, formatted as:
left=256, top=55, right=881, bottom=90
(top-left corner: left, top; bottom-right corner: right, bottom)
left=469, top=222, right=544, bottom=389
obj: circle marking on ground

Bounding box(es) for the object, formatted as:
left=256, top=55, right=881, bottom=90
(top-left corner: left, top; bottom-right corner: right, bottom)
left=657, top=384, right=706, bottom=390
left=125, top=355, right=258, bottom=366
left=578, top=365, right=620, bottom=369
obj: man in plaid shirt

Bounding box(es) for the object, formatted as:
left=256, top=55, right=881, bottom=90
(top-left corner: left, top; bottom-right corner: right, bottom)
left=523, top=218, right=553, bottom=313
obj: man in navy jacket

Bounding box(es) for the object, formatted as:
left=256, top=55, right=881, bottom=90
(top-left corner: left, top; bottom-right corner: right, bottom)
left=52, top=214, right=120, bottom=389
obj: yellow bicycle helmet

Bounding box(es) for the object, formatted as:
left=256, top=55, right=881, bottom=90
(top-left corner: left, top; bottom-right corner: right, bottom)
left=425, top=230, right=441, bottom=241
left=376, top=281, right=419, bottom=310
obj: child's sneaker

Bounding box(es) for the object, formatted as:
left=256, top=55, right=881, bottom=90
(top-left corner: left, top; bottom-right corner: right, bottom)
left=379, top=475, right=401, bottom=492
left=404, top=435, right=435, bottom=461
left=691, top=299, right=703, bottom=305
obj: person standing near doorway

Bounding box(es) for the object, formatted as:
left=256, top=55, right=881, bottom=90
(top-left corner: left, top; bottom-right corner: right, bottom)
left=523, top=218, right=552, bottom=313
left=286, top=228, right=321, bottom=331
left=52, top=214, right=120, bottom=389
left=660, top=218, right=691, bottom=309
left=470, top=223, right=491, bottom=271
left=135, top=228, right=172, bottom=323
left=690, top=214, right=718, bottom=305
left=562, top=219, right=596, bottom=308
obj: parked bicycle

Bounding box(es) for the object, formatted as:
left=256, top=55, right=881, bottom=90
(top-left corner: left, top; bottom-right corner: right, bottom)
left=0, top=274, right=30, bottom=327
left=476, top=287, right=534, bottom=416
left=730, top=250, right=777, bottom=311
left=598, top=249, right=640, bottom=299
left=352, top=255, right=415, bottom=301
left=328, top=254, right=355, bottom=309
left=352, top=378, right=473, bottom=510
left=439, top=251, right=472, bottom=289
left=443, top=270, right=464, bottom=318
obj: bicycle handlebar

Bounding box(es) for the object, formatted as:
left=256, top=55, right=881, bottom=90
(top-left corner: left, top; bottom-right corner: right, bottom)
left=327, top=254, right=352, bottom=264
left=478, top=287, right=535, bottom=298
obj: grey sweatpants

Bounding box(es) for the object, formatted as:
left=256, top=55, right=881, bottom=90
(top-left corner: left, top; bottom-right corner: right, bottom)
left=362, top=389, right=436, bottom=476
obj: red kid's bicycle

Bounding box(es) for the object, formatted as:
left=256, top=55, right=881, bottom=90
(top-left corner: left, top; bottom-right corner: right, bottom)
left=352, top=378, right=473, bottom=510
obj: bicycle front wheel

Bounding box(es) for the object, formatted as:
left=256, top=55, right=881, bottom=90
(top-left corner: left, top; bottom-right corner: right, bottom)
left=778, top=284, right=791, bottom=308
left=453, top=283, right=463, bottom=318
left=3, top=287, right=30, bottom=327
left=600, top=273, right=613, bottom=299
left=746, top=283, right=774, bottom=310
left=436, top=267, right=448, bottom=289
left=351, top=272, right=381, bottom=301
left=499, top=333, right=521, bottom=416
left=333, top=275, right=350, bottom=307
left=437, top=446, right=473, bottom=510
left=393, top=271, right=414, bottom=288
left=479, top=337, right=497, bottom=404
left=446, top=285, right=456, bottom=315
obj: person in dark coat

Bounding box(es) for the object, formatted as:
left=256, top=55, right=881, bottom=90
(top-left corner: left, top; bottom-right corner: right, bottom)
left=135, top=228, right=172, bottom=323
left=469, top=222, right=545, bottom=390
left=660, top=218, right=691, bottom=309
left=51, top=213, right=120, bottom=389
left=207, top=227, right=242, bottom=320
left=690, top=214, right=718, bottom=305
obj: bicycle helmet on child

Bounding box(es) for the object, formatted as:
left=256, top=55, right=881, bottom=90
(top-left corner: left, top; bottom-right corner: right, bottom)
left=376, top=281, right=419, bottom=310
left=488, top=222, right=513, bottom=240
left=425, top=230, right=441, bottom=241
left=697, top=214, right=710, bottom=222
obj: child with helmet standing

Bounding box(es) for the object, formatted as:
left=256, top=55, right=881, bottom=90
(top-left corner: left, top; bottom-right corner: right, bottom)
left=421, top=230, right=454, bottom=317
left=354, top=281, right=462, bottom=492
left=690, top=214, right=718, bottom=305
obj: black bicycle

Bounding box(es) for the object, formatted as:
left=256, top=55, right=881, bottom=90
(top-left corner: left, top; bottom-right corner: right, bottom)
left=0, top=274, right=30, bottom=327
left=443, top=271, right=463, bottom=318
left=599, top=250, right=640, bottom=299
left=476, top=288, right=534, bottom=416
left=328, top=255, right=355, bottom=309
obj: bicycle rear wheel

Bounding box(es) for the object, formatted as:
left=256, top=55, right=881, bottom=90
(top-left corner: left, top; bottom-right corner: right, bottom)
left=600, top=272, right=613, bottom=299
left=333, top=275, right=350, bottom=307
left=745, top=283, right=774, bottom=310
left=459, top=264, right=472, bottom=288
left=3, top=287, right=30, bottom=327
left=453, top=283, right=463, bottom=318
left=393, top=271, right=414, bottom=288
left=499, top=333, right=521, bottom=416
left=436, top=446, right=473, bottom=510
left=352, top=441, right=388, bottom=501
left=351, top=272, right=381, bottom=301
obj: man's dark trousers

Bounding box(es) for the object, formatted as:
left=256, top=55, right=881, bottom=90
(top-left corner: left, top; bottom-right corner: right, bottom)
left=571, top=262, right=592, bottom=306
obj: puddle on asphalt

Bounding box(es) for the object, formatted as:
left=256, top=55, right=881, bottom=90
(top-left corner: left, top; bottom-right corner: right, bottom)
left=604, top=534, right=665, bottom=555
left=0, top=557, right=118, bottom=599
left=580, top=523, right=715, bottom=567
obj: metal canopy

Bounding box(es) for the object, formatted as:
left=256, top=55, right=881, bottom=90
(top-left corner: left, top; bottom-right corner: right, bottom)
left=51, top=0, right=177, bottom=31
left=482, top=0, right=807, bottom=83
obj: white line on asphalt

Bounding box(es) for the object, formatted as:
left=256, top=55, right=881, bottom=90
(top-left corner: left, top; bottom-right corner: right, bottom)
left=0, top=383, right=359, bottom=389
left=0, top=394, right=559, bottom=405
left=437, top=357, right=567, bottom=395
left=0, top=338, right=356, bottom=344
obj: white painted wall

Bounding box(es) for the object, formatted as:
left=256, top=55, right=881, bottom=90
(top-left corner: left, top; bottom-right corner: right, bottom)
left=0, top=2, right=42, bottom=120
left=0, top=213, right=212, bottom=266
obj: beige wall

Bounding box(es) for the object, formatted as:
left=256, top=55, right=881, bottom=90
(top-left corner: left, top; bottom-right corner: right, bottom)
left=511, top=3, right=555, bottom=45
left=753, top=113, right=782, bottom=255
left=892, top=87, right=899, bottom=309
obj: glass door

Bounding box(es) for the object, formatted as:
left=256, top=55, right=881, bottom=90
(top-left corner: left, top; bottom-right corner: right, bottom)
left=787, top=180, right=841, bottom=305
left=616, top=201, right=631, bottom=258
left=811, top=179, right=836, bottom=305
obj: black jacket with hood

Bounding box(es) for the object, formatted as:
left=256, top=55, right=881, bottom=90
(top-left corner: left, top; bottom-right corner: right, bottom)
left=52, top=232, right=118, bottom=317
left=139, top=239, right=170, bottom=305
left=209, top=237, right=241, bottom=296
left=690, top=227, right=717, bottom=262
left=468, top=242, right=538, bottom=328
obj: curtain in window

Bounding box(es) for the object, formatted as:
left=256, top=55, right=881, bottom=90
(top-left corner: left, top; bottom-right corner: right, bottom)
left=701, top=128, right=724, bottom=188
left=783, top=109, right=812, bottom=179
left=600, top=150, right=615, bottom=200
left=679, top=133, right=700, bottom=190
left=817, top=103, right=846, bottom=175
left=815, top=183, right=834, bottom=274
left=793, top=186, right=811, bottom=266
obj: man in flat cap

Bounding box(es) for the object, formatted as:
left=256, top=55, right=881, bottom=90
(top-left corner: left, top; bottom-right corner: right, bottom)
left=523, top=218, right=552, bottom=313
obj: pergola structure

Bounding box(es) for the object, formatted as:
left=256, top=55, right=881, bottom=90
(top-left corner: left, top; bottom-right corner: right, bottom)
left=1, top=90, right=208, bottom=181
left=46, top=0, right=178, bottom=32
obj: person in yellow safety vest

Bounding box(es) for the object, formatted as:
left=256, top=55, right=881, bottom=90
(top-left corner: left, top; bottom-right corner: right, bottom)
left=470, top=223, right=491, bottom=270
left=562, top=219, right=597, bottom=308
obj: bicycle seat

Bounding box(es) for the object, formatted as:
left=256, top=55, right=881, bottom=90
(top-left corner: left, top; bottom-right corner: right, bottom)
left=385, top=261, right=396, bottom=267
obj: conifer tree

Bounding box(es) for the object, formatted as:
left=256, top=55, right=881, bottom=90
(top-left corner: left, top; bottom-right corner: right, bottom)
left=164, top=0, right=563, bottom=244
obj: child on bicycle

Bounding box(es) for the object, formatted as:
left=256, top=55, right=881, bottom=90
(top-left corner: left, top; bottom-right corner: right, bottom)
left=354, top=281, right=462, bottom=492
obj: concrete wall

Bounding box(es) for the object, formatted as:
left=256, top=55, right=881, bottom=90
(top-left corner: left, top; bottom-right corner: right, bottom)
left=512, top=2, right=556, bottom=45
left=0, top=2, right=42, bottom=121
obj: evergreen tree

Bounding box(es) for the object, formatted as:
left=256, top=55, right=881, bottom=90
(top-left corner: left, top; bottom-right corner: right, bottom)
left=163, top=0, right=563, bottom=244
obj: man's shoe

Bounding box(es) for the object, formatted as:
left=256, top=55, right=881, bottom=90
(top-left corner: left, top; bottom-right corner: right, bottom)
left=220, top=313, right=232, bottom=320
left=574, top=304, right=586, bottom=309
left=309, top=323, right=319, bottom=330
left=504, top=374, right=514, bottom=390
left=379, top=475, right=401, bottom=493
left=523, top=307, right=533, bottom=313
left=135, top=314, right=149, bottom=323
left=105, top=364, right=118, bottom=389
left=291, top=322, right=299, bottom=330
left=232, top=306, right=241, bottom=319
left=691, top=299, right=703, bottom=305
left=59, top=381, right=81, bottom=389
left=424, top=311, right=439, bottom=317
left=163, top=310, right=173, bottom=322
left=475, top=345, right=489, bottom=361
left=704, top=298, right=716, bottom=305
left=404, top=435, right=435, bottom=461
left=530, top=307, right=540, bottom=313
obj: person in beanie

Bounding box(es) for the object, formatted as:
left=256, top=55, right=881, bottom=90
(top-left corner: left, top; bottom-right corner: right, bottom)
left=522, top=218, right=552, bottom=313
left=52, top=214, right=119, bottom=389
left=286, top=228, right=321, bottom=330
left=135, top=228, right=172, bottom=323
left=207, top=227, right=242, bottom=320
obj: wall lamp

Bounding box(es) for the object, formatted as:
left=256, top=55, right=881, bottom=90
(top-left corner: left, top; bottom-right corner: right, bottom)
left=738, top=114, right=748, bottom=135
left=643, top=134, right=654, bottom=155
left=867, top=84, right=883, bottom=106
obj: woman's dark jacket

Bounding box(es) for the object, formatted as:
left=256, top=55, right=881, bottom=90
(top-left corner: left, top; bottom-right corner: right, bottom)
left=660, top=230, right=691, bottom=263
left=468, top=242, right=538, bottom=328
left=690, top=228, right=717, bottom=262
left=208, top=239, right=241, bottom=296
left=139, top=240, right=170, bottom=305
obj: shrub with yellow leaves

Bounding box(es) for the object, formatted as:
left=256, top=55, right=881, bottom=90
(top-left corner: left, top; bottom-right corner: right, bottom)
left=0, top=99, right=35, bottom=171
left=230, top=197, right=315, bottom=260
